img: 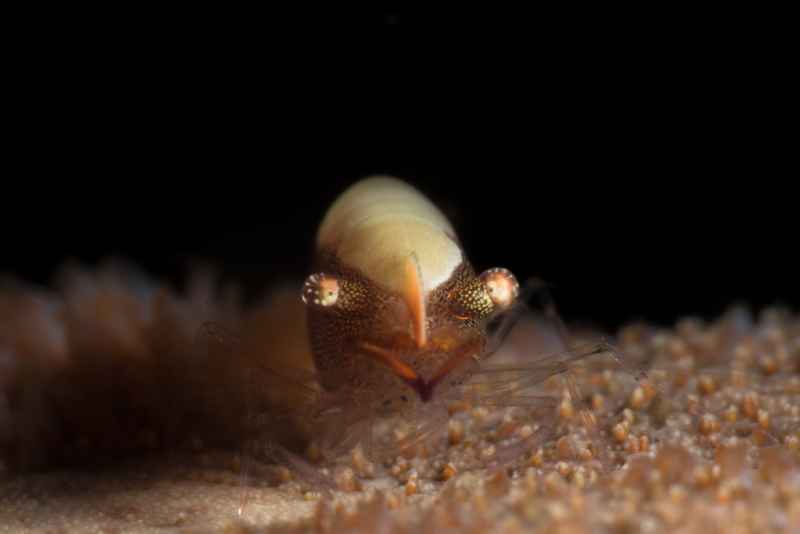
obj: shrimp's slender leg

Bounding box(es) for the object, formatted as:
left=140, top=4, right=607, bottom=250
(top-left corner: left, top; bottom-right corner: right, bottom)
left=523, top=278, right=647, bottom=448
left=517, top=277, right=648, bottom=380
left=520, top=277, right=571, bottom=349
left=461, top=279, right=652, bottom=469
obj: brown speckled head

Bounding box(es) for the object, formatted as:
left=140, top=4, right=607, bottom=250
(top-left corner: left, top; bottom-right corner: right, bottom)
left=302, top=177, right=518, bottom=407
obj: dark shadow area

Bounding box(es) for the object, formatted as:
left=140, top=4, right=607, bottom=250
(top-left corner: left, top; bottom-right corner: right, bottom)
left=4, top=6, right=794, bottom=331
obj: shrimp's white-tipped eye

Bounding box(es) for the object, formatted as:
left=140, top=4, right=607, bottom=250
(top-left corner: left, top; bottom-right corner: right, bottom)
left=302, top=273, right=340, bottom=307
left=480, top=268, right=519, bottom=310
left=302, top=273, right=372, bottom=313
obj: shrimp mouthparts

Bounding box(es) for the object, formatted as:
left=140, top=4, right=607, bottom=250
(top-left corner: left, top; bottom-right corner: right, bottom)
left=360, top=339, right=481, bottom=403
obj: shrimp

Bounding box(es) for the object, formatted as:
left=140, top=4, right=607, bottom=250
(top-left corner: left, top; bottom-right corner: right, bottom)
left=231, top=177, right=645, bottom=507
left=303, top=178, right=519, bottom=412
left=290, top=178, right=636, bottom=457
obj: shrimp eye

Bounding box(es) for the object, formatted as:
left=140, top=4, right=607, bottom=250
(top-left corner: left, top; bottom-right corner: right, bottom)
left=450, top=267, right=518, bottom=320
left=480, top=267, right=519, bottom=310
left=302, top=273, right=340, bottom=307
left=302, top=273, right=369, bottom=312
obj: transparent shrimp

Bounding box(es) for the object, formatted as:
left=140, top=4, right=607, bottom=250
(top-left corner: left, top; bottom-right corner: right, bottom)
left=200, top=279, right=647, bottom=509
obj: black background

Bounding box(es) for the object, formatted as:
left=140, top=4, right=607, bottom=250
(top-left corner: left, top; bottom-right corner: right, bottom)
left=3, top=7, right=795, bottom=331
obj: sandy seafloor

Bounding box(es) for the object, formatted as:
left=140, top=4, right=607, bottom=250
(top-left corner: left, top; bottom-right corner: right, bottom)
left=1, top=265, right=799, bottom=533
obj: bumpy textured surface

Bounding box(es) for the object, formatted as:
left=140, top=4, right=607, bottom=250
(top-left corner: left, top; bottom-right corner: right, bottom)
left=1, top=263, right=799, bottom=533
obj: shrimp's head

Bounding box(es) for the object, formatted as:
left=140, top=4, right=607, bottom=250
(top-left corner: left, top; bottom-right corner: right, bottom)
left=302, top=178, right=519, bottom=406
